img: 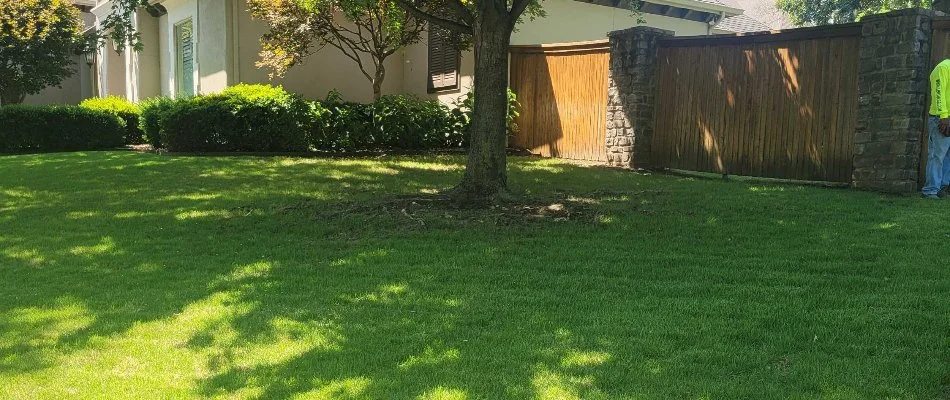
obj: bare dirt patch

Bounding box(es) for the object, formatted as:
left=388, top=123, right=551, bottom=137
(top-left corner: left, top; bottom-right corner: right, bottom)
left=315, top=193, right=598, bottom=227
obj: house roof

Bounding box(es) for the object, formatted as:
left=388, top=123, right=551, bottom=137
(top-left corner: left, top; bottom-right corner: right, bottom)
left=692, top=0, right=730, bottom=7
left=578, top=0, right=741, bottom=25
left=651, top=0, right=743, bottom=16
left=714, top=0, right=793, bottom=31
left=715, top=14, right=771, bottom=32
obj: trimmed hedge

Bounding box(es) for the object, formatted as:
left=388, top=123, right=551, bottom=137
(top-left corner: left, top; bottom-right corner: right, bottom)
left=80, top=96, right=143, bottom=144
left=139, top=84, right=520, bottom=153
left=371, top=95, right=464, bottom=150
left=0, top=85, right=519, bottom=154
left=139, top=96, right=178, bottom=149
left=310, top=99, right=373, bottom=152
left=311, top=93, right=465, bottom=152
left=161, top=84, right=312, bottom=152
left=0, top=106, right=124, bottom=152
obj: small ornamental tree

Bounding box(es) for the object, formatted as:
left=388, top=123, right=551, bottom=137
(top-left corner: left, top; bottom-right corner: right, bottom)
left=248, top=0, right=426, bottom=100
left=0, top=0, right=85, bottom=105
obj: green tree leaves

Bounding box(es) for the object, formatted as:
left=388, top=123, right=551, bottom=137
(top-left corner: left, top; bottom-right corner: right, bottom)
left=248, top=0, right=427, bottom=99
left=0, top=0, right=85, bottom=104
left=776, top=0, right=931, bottom=26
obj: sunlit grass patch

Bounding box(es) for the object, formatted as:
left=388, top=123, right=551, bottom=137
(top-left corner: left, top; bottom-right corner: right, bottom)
left=3, top=248, right=46, bottom=266
left=399, top=345, right=461, bottom=370
left=418, top=386, right=468, bottom=400
left=69, top=237, right=118, bottom=257
left=160, top=192, right=223, bottom=202
left=175, top=210, right=235, bottom=221
left=66, top=211, right=100, bottom=220
left=0, top=297, right=93, bottom=351
left=560, top=351, right=611, bottom=368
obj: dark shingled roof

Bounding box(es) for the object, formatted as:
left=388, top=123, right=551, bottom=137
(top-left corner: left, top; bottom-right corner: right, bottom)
left=692, top=0, right=729, bottom=6
left=714, top=0, right=794, bottom=31
left=716, top=14, right=772, bottom=32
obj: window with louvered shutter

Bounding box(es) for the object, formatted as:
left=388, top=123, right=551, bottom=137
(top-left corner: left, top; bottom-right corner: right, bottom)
left=427, top=27, right=460, bottom=93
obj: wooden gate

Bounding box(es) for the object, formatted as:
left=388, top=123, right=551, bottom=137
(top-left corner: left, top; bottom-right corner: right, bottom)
left=652, top=26, right=861, bottom=182
left=509, top=41, right=610, bottom=162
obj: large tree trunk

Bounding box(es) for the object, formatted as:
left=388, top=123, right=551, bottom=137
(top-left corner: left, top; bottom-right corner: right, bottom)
left=454, top=9, right=512, bottom=200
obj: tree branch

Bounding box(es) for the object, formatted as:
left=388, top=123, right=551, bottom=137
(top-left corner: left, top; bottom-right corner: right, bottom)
left=445, top=0, right=475, bottom=25
left=324, top=30, right=374, bottom=84
left=508, top=0, right=532, bottom=25
left=368, top=6, right=383, bottom=53
left=331, top=43, right=375, bottom=83
left=393, top=0, right=473, bottom=35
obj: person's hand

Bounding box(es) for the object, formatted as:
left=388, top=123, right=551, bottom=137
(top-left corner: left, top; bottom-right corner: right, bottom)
left=940, top=118, right=950, bottom=136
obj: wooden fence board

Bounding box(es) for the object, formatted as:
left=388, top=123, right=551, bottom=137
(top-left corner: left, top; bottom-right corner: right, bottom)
left=652, top=28, right=860, bottom=183
left=510, top=42, right=610, bottom=162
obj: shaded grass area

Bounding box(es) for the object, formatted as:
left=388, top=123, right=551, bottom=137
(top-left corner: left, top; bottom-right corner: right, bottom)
left=0, top=151, right=948, bottom=399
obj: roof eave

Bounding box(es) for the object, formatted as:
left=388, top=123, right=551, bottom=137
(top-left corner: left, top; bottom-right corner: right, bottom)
left=649, top=0, right=742, bottom=17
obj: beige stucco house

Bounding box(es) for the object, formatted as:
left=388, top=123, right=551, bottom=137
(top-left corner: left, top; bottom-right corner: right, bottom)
left=39, top=0, right=776, bottom=105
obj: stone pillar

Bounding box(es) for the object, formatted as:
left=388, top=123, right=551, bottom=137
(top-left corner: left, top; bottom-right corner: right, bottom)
left=605, top=27, right=672, bottom=168
left=854, top=8, right=933, bottom=193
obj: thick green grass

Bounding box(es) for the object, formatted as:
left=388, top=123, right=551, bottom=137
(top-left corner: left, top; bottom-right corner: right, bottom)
left=0, top=151, right=948, bottom=399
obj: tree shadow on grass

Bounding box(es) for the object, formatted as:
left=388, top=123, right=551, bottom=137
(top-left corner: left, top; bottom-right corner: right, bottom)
left=0, top=152, right=948, bottom=398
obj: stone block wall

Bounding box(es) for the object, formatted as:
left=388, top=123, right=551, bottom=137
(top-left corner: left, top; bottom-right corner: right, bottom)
left=605, top=27, right=672, bottom=168
left=854, top=8, right=933, bottom=193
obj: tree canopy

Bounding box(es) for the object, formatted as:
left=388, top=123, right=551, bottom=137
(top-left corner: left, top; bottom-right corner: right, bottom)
left=777, top=0, right=931, bottom=25
left=0, top=0, right=86, bottom=104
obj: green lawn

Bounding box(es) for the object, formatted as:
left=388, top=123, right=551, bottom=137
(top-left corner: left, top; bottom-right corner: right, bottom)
left=0, top=151, right=948, bottom=399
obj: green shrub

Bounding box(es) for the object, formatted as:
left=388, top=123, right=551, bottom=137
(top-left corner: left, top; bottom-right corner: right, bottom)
left=0, top=105, right=124, bottom=152
left=310, top=92, right=464, bottom=152
left=138, top=96, right=178, bottom=148
left=372, top=95, right=463, bottom=150
left=310, top=97, right=374, bottom=152
left=79, top=96, right=143, bottom=144
left=155, top=86, right=492, bottom=153
left=161, top=84, right=311, bottom=152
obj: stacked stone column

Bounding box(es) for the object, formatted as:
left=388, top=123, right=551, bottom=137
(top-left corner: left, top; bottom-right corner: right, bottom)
left=605, top=27, right=672, bottom=168
left=853, top=8, right=933, bottom=193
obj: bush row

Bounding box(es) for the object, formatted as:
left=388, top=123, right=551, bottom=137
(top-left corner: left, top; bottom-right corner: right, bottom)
left=145, top=85, right=520, bottom=153
left=158, top=84, right=313, bottom=152
left=1, top=84, right=521, bottom=154
left=0, top=106, right=124, bottom=152
left=145, top=85, right=482, bottom=153
left=310, top=92, right=467, bottom=152
left=79, top=96, right=144, bottom=145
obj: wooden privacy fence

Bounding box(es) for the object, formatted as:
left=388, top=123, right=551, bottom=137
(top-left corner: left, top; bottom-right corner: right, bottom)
left=652, top=26, right=862, bottom=182
left=509, top=41, right=610, bottom=162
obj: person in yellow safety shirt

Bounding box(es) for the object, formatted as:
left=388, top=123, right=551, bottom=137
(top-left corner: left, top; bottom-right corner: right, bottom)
left=923, top=59, right=950, bottom=199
